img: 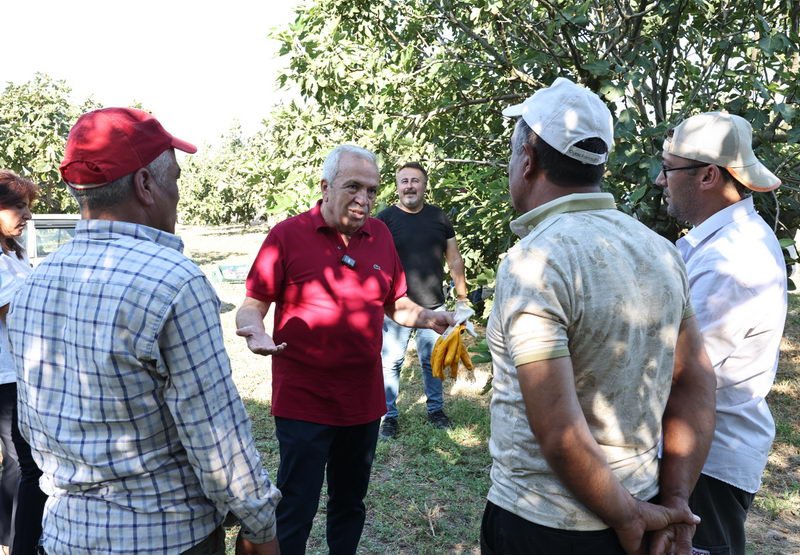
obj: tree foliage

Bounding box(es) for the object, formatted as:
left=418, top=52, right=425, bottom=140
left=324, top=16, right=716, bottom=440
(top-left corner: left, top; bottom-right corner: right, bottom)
left=257, top=0, right=800, bottom=284
left=0, top=74, right=98, bottom=213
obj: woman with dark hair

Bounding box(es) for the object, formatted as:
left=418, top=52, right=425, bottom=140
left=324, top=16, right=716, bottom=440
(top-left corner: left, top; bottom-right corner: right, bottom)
left=0, top=170, right=45, bottom=555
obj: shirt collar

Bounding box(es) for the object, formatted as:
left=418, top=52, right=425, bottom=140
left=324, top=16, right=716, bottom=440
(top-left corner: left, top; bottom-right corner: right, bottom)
left=310, top=200, right=373, bottom=237
left=76, top=219, right=185, bottom=253
left=680, top=196, right=755, bottom=249
left=510, top=193, right=617, bottom=238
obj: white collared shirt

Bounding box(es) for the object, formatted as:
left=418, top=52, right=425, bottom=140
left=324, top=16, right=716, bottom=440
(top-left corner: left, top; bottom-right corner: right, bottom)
left=677, top=196, right=787, bottom=493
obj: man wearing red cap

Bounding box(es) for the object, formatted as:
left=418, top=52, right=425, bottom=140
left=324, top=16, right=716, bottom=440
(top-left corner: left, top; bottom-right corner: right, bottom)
left=8, top=107, right=281, bottom=555
left=657, top=112, right=788, bottom=555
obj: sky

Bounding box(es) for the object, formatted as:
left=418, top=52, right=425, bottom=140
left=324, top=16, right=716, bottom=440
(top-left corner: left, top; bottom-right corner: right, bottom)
left=2, top=0, right=302, bottom=146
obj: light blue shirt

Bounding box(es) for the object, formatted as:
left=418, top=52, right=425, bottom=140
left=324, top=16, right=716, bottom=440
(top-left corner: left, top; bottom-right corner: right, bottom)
left=9, top=220, right=281, bottom=553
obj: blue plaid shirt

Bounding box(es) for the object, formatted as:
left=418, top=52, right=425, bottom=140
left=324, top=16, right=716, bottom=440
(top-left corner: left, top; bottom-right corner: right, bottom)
left=9, top=220, right=281, bottom=554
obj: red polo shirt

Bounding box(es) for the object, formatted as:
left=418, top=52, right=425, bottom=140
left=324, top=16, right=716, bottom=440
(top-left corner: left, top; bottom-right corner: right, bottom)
left=245, top=202, right=407, bottom=426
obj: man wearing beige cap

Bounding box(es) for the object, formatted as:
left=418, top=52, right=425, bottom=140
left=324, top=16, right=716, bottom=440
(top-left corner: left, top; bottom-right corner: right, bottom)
left=481, top=77, right=716, bottom=554
left=658, top=112, right=788, bottom=555
left=8, top=107, right=281, bottom=555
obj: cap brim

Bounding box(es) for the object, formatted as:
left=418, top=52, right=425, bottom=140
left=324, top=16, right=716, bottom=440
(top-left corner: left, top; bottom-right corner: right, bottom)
left=171, top=136, right=197, bottom=154
left=728, top=162, right=781, bottom=192
left=502, top=103, right=524, bottom=118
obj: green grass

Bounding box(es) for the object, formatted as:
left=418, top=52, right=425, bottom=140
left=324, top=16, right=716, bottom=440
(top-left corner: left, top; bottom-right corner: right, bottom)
left=223, top=362, right=492, bottom=555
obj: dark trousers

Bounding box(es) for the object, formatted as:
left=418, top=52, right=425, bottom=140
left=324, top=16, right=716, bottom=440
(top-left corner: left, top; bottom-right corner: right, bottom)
left=274, top=417, right=380, bottom=555
left=689, top=474, right=754, bottom=555
left=480, top=500, right=627, bottom=554
left=11, top=398, right=47, bottom=555
left=0, top=383, right=20, bottom=547
left=180, top=525, right=225, bottom=555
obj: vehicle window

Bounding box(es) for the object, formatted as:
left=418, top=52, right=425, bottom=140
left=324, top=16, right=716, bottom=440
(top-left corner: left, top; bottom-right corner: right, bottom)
left=36, top=227, right=76, bottom=257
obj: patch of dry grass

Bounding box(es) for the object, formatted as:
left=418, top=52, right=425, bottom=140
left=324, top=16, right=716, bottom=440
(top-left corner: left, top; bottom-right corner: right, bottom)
left=746, top=295, right=800, bottom=554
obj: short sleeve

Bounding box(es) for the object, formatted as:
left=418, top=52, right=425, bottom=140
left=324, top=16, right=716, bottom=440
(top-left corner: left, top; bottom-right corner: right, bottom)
left=497, top=247, right=571, bottom=367
left=383, top=231, right=408, bottom=305
left=245, top=230, right=285, bottom=303
left=439, top=208, right=456, bottom=240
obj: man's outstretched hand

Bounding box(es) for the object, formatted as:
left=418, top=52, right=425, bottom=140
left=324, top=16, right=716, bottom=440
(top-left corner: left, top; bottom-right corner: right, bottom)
left=236, top=325, right=287, bottom=356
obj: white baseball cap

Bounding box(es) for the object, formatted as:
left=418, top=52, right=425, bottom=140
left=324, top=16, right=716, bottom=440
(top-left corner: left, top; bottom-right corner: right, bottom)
left=663, top=111, right=780, bottom=192
left=502, top=77, right=614, bottom=165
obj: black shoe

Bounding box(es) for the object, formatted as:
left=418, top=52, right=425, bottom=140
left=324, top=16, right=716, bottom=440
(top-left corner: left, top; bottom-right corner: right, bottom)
left=427, top=410, right=451, bottom=429
left=380, top=417, right=399, bottom=439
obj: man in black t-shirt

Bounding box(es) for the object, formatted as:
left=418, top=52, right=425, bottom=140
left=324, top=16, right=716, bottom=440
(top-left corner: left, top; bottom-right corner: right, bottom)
left=376, top=162, right=468, bottom=438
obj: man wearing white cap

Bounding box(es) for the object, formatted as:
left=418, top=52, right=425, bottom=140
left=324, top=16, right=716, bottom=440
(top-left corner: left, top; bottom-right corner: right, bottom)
left=481, top=77, right=716, bottom=554
left=658, top=112, right=788, bottom=555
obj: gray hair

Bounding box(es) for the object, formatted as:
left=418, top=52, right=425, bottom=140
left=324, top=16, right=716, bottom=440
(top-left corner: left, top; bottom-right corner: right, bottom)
left=321, top=145, right=377, bottom=183
left=69, top=150, right=173, bottom=210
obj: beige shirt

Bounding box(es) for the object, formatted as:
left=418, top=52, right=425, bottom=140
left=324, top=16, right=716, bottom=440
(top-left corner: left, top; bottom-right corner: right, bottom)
left=487, top=193, right=693, bottom=530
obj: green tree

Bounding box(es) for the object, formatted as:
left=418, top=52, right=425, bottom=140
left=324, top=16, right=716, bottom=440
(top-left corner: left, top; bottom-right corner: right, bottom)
left=0, top=74, right=98, bottom=213
left=261, top=0, right=800, bottom=289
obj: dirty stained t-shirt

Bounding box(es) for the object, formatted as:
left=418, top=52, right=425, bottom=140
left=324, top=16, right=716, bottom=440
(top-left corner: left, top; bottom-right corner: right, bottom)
left=486, top=193, right=693, bottom=531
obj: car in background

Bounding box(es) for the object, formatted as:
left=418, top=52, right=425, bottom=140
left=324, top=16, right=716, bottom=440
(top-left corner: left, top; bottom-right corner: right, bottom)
left=21, top=214, right=80, bottom=265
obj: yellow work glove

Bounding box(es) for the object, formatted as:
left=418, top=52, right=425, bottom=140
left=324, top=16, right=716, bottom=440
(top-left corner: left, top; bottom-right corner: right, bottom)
left=431, top=324, right=473, bottom=381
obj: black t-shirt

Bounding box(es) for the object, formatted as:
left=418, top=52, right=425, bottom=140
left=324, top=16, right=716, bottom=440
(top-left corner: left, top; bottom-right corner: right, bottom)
left=376, top=204, right=455, bottom=308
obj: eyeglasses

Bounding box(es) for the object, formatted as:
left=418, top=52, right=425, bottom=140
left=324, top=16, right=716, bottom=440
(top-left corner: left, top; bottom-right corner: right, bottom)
left=661, top=163, right=709, bottom=176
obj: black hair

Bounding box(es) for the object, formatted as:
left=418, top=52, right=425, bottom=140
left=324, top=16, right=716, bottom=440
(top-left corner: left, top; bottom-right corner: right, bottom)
left=515, top=119, right=606, bottom=187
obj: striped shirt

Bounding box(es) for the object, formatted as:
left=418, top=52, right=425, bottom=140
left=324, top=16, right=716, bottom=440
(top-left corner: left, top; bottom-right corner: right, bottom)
left=9, top=220, right=280, bottom=554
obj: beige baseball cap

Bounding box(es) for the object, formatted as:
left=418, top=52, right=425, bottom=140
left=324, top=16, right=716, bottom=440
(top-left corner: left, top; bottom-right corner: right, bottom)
left=663, top=111, right=780, bottom=192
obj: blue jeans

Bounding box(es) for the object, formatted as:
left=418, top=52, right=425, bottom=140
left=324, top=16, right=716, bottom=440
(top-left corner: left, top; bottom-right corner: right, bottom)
left=381, top=314, right=443, bottom=419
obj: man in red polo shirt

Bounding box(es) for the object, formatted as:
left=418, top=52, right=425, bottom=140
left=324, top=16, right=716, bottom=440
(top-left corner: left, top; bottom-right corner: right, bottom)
left=236, top=144, right=453, bottom=555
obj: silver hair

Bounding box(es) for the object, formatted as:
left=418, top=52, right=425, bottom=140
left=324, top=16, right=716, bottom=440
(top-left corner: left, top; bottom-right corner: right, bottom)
left=69, top=150, right=173, bottom=210
left=321, top=145, right=377, bottom=183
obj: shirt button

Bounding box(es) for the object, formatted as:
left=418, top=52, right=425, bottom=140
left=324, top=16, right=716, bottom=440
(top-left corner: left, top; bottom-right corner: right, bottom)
left=337, top=246, right=342, bottom=250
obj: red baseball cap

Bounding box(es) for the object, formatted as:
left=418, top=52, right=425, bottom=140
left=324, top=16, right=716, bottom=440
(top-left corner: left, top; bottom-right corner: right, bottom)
left=60, top=107, right=197, bottom=189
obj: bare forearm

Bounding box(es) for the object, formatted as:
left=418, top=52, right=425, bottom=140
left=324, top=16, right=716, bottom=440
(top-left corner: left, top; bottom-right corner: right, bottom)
left=387, top=296, right=431, bottom=328
left=445, top=238, right=468, bottom=300
left=449, top=259, right=468, bottom=300
left=532, top=398, right=636, bottom=527
left=519, top=359, right=636, bottom=528
left=236, top=304, right=267, bottom=332
left=660, top=317, right=716, bottom=502
left=386, top=297, right=452, bottom=334
left=660, top=398, right=715, bottom=503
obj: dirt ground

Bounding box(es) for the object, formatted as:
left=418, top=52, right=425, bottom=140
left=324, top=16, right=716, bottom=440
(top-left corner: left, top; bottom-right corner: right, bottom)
left=178, top=223, right=800, bottom=555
